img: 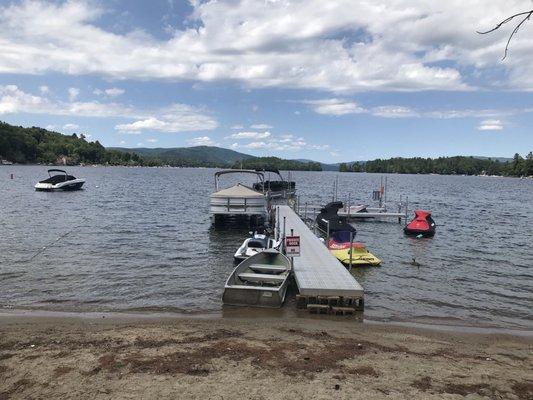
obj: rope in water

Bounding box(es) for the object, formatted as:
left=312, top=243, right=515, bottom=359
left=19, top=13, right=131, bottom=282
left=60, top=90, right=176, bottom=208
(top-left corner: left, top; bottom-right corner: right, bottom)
left=26, top=216, right=90, bottom=262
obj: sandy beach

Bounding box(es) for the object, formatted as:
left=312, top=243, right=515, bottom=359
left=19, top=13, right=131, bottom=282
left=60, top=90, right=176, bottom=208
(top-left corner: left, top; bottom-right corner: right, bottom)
left=0, top=313, right=531, bottom=400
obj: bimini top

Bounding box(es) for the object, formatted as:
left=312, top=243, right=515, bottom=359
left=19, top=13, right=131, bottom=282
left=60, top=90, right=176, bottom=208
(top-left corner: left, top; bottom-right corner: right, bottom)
left=210, top=183, right=265, bottom=198
left=214, top=169, right=264, bottom=191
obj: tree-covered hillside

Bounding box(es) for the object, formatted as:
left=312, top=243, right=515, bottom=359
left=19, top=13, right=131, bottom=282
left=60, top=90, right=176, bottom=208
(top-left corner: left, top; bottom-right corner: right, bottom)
left=0, top=122, right=320, bottom=170
left=0, top=122, right=140, bottom=165
left=111, top=146, right=255, bottom=165
left=231, top=156, right=322, bottom=171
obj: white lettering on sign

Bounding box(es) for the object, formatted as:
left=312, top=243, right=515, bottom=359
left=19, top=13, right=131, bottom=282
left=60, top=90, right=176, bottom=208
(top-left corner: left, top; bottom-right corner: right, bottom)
left=285, top=235, right=300, bottom=257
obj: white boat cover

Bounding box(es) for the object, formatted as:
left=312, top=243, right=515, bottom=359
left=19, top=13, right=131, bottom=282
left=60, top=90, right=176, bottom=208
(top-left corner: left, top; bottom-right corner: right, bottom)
left=211, top=184, right=265, bottom=198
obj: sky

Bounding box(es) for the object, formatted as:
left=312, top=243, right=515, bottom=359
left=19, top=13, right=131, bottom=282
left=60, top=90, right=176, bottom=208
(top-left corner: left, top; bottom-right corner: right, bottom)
left=0, top=0, right=532, bottom=163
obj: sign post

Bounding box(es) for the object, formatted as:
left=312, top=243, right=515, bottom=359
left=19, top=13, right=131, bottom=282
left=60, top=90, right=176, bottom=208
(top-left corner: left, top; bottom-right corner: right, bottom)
left=285, top=231, right=300, bottom=271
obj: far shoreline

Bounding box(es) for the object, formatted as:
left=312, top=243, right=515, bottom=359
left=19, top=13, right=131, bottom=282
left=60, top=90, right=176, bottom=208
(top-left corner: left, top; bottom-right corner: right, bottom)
left=2, top=163, right=530, bottom=178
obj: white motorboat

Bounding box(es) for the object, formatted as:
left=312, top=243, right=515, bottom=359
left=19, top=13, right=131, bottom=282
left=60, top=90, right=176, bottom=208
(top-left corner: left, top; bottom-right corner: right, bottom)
left=223, top=249, right=291, bottom=308
left=233, top=231, right=279, bottom=261
left=34, top=169, right=85, bottom=191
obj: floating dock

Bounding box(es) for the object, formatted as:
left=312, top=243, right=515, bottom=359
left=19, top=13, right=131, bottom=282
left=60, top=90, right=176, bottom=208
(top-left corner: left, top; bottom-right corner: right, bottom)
left=275, top=205, right=364, bottom=312
left=338, top=208, right=407, bottom=221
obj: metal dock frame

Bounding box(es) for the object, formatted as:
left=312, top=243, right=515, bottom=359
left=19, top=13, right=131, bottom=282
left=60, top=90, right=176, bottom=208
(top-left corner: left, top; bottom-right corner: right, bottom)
left=275, top=205, right=364, bottom=314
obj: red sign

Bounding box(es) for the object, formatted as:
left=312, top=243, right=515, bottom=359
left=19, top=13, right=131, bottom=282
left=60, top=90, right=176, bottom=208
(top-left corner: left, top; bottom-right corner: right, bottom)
left=285, top=235, right=300, bottom=257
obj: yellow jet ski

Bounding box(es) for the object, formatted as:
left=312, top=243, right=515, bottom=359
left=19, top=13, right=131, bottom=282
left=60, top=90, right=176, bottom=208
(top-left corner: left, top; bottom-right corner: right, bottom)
left=327, top=231, right=381, bottom=266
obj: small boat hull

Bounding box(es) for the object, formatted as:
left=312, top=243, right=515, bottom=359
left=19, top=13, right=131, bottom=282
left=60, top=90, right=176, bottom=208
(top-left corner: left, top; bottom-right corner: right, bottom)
left=35, top=179, right=85, bottom=191
left=222, top=285, right=288, bottom=308
left=223, top=249, right=291, bottom=308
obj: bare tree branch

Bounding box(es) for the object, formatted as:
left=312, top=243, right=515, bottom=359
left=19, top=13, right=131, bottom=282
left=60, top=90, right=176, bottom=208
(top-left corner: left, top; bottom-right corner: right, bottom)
left=477, top=9, right=533, bottom=60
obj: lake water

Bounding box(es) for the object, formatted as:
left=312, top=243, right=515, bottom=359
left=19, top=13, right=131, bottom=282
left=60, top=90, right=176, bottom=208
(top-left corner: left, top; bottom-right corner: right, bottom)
left=1, top=166, right=532, bottom=330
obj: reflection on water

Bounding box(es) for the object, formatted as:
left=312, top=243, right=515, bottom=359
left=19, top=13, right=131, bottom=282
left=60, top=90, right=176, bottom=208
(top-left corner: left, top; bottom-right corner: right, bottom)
left=0, top=166, right=532, bottom=330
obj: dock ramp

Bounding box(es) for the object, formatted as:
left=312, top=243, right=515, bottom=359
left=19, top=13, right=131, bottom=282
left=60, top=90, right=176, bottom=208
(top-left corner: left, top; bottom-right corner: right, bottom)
left=276, top=206, right=364, bottom=303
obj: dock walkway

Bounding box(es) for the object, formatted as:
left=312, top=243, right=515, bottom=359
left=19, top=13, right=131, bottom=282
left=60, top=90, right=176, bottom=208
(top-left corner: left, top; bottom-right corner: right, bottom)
left=275, top=205, right=364, bottom=300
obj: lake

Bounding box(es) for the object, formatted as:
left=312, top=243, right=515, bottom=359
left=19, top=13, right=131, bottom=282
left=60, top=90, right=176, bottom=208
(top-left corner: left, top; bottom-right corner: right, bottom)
left=0, top=166, right=531, bottom=330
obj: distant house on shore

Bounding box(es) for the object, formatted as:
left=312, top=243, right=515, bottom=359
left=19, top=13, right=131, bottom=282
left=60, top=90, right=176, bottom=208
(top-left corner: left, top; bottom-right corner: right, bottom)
left=56, top=155, right=74, bottom=166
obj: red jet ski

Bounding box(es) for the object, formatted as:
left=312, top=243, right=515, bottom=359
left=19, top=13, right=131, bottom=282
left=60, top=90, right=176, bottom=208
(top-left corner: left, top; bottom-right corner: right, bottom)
left=404, top=210, right=436, bottom=237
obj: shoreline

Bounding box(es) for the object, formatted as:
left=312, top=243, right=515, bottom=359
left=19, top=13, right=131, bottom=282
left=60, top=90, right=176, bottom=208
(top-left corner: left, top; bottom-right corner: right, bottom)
left=1, top=313, right=532, bottom=399
left=1, top=307, right=532, bottom=338
left=4, top=163, right=532, bottom=178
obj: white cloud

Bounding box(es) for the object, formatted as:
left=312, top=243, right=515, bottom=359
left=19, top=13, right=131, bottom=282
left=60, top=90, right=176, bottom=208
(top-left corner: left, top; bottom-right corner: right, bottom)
left=94, top=87, right=125, bottom=97
left=250, top=124, right=273, bottom=129
left=104, top=88, right=124, bottom=97
left=146, top=138, right=158, bottom=143
left=119, top=140, right=126, bottom=145
left=302, top=97, right=531, bottom=120
left=68, top=87, right=79, bottom=101
left=45, top=124, right=57, bottom=131
left=0, top=85, right=218, bottom=133
left=230, top=133, right=326, bottom=152
left=371, top=106, right=419, bottom=118
left=187, top=136, right=216, bottom=146
left=305, top=99, right=366, bottom=115
left=62, top=123, right=79, bottom=130
left=39, top=85, right=49, bottom=94
left=229, top=131, right=271, bottom=140
left=230, top=124, right=244, bottom=129
left=478, top=119, right=503, bottom=130
left=9, top=1, right=523, bottom=91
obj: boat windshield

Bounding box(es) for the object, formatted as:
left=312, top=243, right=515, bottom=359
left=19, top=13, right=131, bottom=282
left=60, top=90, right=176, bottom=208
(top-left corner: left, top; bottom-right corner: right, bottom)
left=47, top=169, right=68, bottom=177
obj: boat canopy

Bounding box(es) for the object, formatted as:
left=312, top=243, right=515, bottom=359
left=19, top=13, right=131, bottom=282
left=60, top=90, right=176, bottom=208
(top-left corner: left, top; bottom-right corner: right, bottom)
left=210, top=183, right=265, bottom=198
left=214, top=169, right=264, bottom=190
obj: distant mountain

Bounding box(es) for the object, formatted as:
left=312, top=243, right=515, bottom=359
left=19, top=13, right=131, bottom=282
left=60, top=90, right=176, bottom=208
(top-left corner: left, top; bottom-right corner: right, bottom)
left=110, top=146, right=255, bottom=165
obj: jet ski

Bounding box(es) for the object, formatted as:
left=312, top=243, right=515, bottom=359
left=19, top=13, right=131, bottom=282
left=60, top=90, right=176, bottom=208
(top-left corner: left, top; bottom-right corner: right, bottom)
left=327, top=231, right=381, bottom=266
left=404, top=210, right=436, bottom=237
left=234, top=231, right=279, bottom=261
left=316, top=201, right=356, bottom=234
left=34, top=169, right=85, bottom=191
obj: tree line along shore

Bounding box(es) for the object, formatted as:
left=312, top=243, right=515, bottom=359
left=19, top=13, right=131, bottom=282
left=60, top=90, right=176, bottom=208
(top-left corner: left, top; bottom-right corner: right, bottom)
left=1, top=121, right=531, bottom=176
left=339, top=153, right=533, bottom=177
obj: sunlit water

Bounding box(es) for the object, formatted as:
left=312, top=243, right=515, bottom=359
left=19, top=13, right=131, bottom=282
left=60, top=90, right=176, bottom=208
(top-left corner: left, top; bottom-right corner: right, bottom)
left=1, top=166, right=531, bottom=330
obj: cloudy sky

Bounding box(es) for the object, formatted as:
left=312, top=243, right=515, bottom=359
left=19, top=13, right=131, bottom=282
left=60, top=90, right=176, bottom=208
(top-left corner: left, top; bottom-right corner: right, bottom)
left=1, top=0, right=532, bottom=162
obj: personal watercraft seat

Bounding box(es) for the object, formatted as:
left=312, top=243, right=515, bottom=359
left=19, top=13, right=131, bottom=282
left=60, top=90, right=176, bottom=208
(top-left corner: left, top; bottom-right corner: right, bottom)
left=404, top=210, right=436, bottom=237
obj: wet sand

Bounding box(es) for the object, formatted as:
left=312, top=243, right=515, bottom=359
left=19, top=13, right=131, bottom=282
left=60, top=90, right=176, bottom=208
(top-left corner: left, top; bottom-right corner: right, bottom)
left=0, top=313, right=532, bottom=400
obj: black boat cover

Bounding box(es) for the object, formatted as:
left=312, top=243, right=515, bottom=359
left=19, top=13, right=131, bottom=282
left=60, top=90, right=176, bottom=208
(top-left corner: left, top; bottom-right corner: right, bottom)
left=316, top=201, right=356, bottom=234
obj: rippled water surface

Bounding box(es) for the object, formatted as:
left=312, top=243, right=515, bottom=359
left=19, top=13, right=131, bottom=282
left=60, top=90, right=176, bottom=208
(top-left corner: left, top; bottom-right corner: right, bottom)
left=1, top=166, right=531, bottom=329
